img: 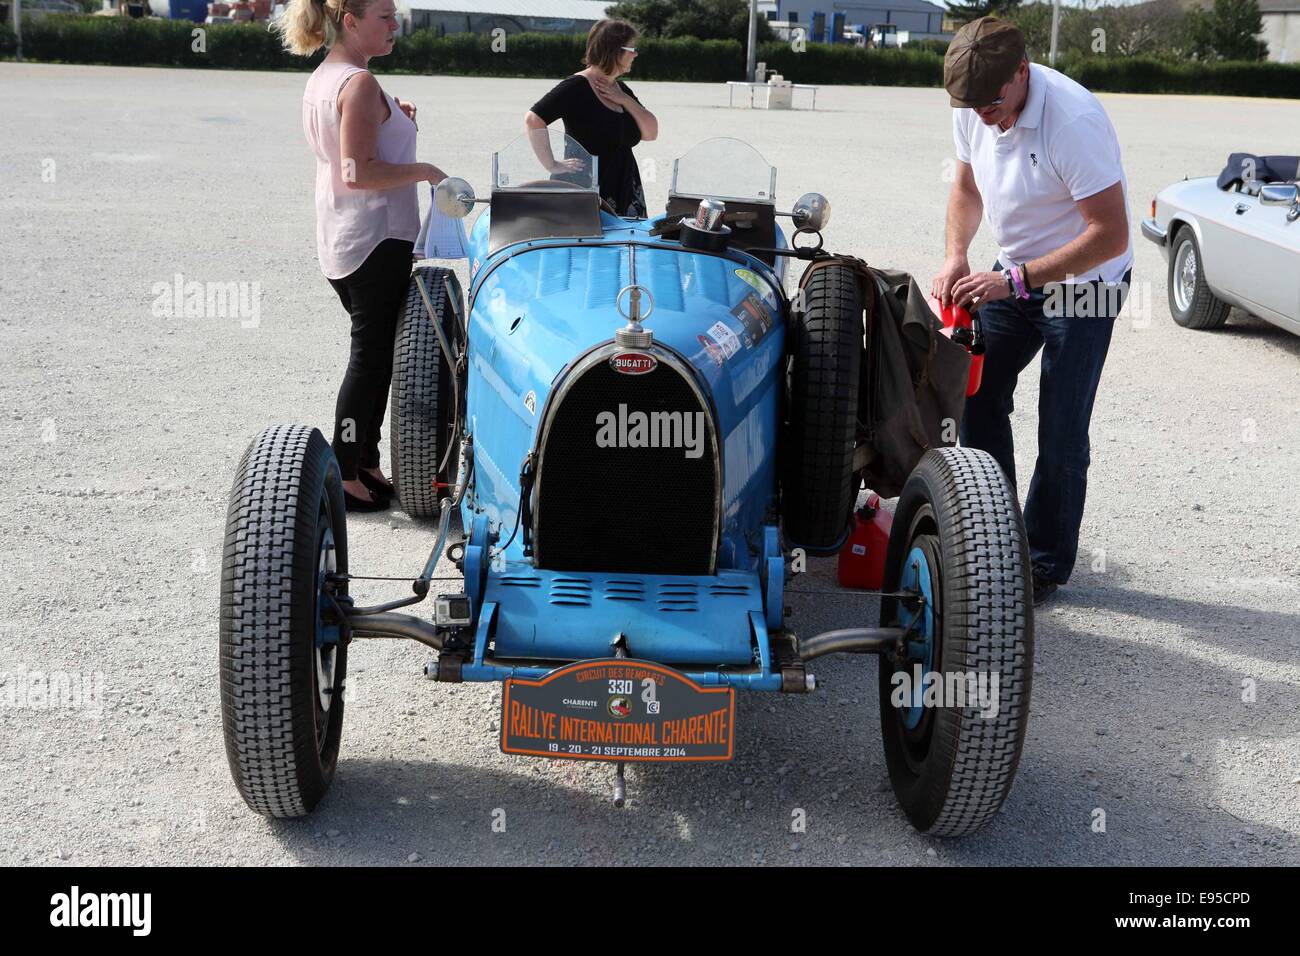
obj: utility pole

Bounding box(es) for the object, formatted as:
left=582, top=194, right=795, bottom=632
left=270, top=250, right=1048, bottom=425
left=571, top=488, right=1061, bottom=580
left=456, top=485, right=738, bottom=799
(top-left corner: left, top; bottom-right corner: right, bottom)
left=1049, top=0, right=1060, bottom=67
left=746, top=0, right=757, bottom=82
left=13, top=0, right=23, bottom=63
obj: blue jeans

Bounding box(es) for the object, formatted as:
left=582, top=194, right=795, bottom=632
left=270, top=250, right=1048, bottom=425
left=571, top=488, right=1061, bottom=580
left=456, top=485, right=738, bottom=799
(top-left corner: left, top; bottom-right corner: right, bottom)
left=959, top=265, right=1131, bottom=585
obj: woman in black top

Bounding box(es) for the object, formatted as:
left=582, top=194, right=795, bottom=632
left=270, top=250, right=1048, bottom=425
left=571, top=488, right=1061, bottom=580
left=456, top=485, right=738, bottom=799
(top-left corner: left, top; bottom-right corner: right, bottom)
left=524, top=18, right=658, bottom=218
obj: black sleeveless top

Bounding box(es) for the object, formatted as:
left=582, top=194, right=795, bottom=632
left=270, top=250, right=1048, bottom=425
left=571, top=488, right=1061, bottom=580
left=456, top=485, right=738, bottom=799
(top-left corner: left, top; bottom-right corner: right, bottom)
left=530, top=75, right=648, bottom=218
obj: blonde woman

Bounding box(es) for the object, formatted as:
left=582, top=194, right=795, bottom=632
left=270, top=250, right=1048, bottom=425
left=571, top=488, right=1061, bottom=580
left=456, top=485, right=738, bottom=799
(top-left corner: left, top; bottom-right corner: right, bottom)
left=525, top=18, right=657, bottom=218
left=279, top=0, right=447, bottom=511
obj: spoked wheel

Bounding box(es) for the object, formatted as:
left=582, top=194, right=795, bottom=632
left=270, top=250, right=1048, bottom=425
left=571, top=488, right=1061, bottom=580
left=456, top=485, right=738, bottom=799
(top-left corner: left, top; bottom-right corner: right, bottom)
left=220, top=424, right=349, bottom=817
left=1168, top=227, right=1229, bottom=330
left=312, top=523, right=343, bottom=757
left=877, top=447, right=1033, bottom=837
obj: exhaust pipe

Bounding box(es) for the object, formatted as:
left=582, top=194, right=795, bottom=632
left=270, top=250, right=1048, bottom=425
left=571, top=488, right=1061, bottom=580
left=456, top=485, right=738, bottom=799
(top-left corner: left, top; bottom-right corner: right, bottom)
left=797, top=627, right=904, bottom=661
left=349, top=612, right=444, bottom=650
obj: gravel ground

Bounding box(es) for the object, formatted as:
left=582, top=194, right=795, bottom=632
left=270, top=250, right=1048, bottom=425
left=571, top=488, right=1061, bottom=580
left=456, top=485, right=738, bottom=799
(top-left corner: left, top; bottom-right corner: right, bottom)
left=1, top=62, right=1298, bottom=867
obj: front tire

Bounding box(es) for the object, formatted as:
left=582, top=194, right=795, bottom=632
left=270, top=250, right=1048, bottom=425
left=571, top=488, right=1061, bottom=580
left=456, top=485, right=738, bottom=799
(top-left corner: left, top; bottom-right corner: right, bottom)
left=220, top=424, right=349, bottom=818
left=877, top=447, right=1033, bottom=837
left=1168, top=227, right=1230, bottom=330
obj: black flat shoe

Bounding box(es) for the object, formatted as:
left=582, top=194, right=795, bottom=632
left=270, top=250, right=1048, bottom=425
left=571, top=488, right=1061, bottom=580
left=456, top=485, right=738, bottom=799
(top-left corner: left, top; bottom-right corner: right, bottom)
left=344, top=488, right=389, bottom=513
left=358, top=470, right=396, bottom=501
left=1031, top=568, right=1059, bottom=607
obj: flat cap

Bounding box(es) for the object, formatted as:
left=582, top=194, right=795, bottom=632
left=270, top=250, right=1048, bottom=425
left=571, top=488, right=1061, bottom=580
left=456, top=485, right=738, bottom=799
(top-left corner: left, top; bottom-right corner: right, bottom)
left=944, top=16, right=1026, bottom=109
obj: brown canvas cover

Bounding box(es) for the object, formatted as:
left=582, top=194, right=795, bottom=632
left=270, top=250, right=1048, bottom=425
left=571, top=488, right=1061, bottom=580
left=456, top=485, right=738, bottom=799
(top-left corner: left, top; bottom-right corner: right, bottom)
left=797, top=256, right=971, bottom=498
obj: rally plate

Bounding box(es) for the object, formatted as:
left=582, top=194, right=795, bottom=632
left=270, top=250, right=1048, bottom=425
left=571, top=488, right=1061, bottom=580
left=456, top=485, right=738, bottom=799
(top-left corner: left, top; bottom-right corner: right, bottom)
left=501, top=659, right=735, bottom=762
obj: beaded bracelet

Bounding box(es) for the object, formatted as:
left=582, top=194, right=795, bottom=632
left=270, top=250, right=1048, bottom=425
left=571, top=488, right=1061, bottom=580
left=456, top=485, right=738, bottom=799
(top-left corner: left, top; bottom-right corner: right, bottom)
left=1009, top=262, right=1029, bottom=299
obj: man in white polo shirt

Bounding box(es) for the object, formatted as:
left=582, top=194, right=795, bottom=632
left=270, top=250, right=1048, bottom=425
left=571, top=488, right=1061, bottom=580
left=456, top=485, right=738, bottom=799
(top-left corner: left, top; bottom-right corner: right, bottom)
left=932, top=16, right=1133, bottom=606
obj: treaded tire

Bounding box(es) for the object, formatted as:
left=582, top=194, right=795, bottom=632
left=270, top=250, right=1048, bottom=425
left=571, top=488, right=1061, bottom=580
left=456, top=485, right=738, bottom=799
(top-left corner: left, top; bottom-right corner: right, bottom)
left=391, top=266, right=461, bottom=519
left=1168, top=226, right=1230, bottom=330
left=220, top=424, right=349, bottom=818
left=878, top=447, right=1033, bottom=837
left=783, top=261, right=863, bottom=552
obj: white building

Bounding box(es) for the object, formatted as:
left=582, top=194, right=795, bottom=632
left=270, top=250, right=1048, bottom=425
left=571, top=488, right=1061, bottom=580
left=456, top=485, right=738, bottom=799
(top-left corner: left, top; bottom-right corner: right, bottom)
left=1260, top=0, right=1300, bottom=62
left=403, top=0, right=613, bottom=35
left=760, top=0, right=949, bottom=41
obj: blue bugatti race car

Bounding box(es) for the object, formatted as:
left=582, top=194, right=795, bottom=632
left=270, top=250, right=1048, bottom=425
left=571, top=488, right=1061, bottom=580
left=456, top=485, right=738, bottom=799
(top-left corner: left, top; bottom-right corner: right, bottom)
left=220, top=133, right=1034, bottom=837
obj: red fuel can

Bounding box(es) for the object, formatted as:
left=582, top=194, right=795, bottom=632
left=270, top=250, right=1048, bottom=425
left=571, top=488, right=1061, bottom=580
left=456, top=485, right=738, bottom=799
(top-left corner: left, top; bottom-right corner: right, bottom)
left=837, top=493, right=893, bottom=590
left=940, top=303, right=985, bottom=397
left=966, top=348, right=984, bottom=396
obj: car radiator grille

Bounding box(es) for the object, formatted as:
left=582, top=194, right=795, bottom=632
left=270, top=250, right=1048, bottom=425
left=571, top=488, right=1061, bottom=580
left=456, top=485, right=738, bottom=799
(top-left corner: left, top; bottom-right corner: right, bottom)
left=534, top=357, right=717, bottom=574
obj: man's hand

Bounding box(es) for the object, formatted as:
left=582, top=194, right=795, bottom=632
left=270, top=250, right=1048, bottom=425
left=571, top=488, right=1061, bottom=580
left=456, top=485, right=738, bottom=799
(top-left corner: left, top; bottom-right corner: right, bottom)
left=950, top=270, right=1012, bottom=310
left=932, top=255, right=972, bottom=307
left=397, top=99, right=418, bottom=124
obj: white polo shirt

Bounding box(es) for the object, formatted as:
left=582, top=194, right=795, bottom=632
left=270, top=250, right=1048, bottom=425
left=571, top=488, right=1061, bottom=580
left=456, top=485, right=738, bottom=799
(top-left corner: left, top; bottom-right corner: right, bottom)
left=954, top=63, right=1132, bottom=285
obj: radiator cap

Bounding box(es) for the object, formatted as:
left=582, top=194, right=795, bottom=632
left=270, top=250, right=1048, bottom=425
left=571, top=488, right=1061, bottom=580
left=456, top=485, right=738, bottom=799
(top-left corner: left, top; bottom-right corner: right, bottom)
left=615, top=284, right=653, bottom=348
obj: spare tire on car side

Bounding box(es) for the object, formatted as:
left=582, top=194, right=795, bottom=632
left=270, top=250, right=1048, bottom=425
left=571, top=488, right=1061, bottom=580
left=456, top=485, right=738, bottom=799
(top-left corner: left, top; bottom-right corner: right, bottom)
left=390, top=266, right=462, bottom=519
left=782, top=259, right=864, bottom=553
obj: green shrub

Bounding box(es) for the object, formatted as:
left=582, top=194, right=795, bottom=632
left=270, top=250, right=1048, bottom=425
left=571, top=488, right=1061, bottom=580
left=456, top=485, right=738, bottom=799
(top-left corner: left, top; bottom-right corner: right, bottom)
left=758, top=42, right=945, bottom=86
left=4, top=16, right=1300, bottom=98
left=910, top=38, right=951, bottom=57
left=391, top=31, right=742, bottom=81
left=11, top=15, right=197, bottom=66
left=1060, top=53, right=1300, bottom=97
left=636, top=36, right=744, bottom=81
left=202, top=19, right=308, bottom=70
left=392, top=31, right=579, bottom=77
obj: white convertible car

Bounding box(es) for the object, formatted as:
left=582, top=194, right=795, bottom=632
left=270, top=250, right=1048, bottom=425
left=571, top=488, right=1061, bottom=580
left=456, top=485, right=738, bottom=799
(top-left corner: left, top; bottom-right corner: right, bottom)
left=1142, top=153, right=1300, bottom=336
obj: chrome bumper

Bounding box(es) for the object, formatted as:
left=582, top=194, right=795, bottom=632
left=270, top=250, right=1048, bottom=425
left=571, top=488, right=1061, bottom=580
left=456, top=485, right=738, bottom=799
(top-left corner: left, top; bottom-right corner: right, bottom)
left=1141, top=217, right=1167, bottom=247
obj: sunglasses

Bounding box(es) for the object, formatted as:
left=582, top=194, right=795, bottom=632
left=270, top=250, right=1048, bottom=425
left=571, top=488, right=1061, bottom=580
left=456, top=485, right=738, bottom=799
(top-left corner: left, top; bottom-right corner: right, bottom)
left=979, top=67, right=1025, bottom=110
left=621, top=46, right=637, bottom=54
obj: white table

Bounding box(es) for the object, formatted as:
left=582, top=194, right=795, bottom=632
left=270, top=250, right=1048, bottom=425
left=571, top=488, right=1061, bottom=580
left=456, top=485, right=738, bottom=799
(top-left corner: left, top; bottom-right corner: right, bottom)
left=725, top=81, right=819, bottom=110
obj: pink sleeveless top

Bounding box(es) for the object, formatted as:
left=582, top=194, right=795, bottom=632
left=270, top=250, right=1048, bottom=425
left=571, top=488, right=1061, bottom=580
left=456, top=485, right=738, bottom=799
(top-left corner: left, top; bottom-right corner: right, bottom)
left=303, top=61, right=420, bottom=280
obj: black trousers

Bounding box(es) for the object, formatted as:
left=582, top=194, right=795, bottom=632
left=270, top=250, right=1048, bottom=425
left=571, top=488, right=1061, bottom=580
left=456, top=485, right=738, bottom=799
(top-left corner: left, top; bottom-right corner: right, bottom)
left=326, top=238, right=413, bottom=480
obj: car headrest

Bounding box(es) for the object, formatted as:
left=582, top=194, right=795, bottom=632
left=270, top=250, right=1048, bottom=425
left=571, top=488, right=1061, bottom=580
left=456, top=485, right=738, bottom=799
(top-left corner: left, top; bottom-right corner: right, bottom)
left=1217, top=153, right=1300, bottom=191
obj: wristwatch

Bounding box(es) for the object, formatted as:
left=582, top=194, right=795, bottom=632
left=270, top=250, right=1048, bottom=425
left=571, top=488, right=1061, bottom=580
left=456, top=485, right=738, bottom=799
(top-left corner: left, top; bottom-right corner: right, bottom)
left=1003, top=264, right=1031, bottom=300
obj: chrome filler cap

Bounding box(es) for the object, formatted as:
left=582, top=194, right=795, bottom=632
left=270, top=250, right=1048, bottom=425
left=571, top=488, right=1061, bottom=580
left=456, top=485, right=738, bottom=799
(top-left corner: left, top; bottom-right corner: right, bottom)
left=614, top=284, right=654, bottom=348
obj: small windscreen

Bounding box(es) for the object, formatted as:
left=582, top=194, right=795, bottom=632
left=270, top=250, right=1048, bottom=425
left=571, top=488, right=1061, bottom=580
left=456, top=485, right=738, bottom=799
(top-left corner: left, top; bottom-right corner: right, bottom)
left=494, top=129, right=598, bottom=192
left=670, top=138, right=777, bottom=203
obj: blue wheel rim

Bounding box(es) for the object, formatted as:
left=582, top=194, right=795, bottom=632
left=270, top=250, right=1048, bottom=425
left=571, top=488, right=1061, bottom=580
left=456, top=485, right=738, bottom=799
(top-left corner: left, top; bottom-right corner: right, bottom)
left=313, top=519, right=341, bottom=752
left=895, top=543, right=936, bottom=731
left=315, top=524, right=341, bottom=651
